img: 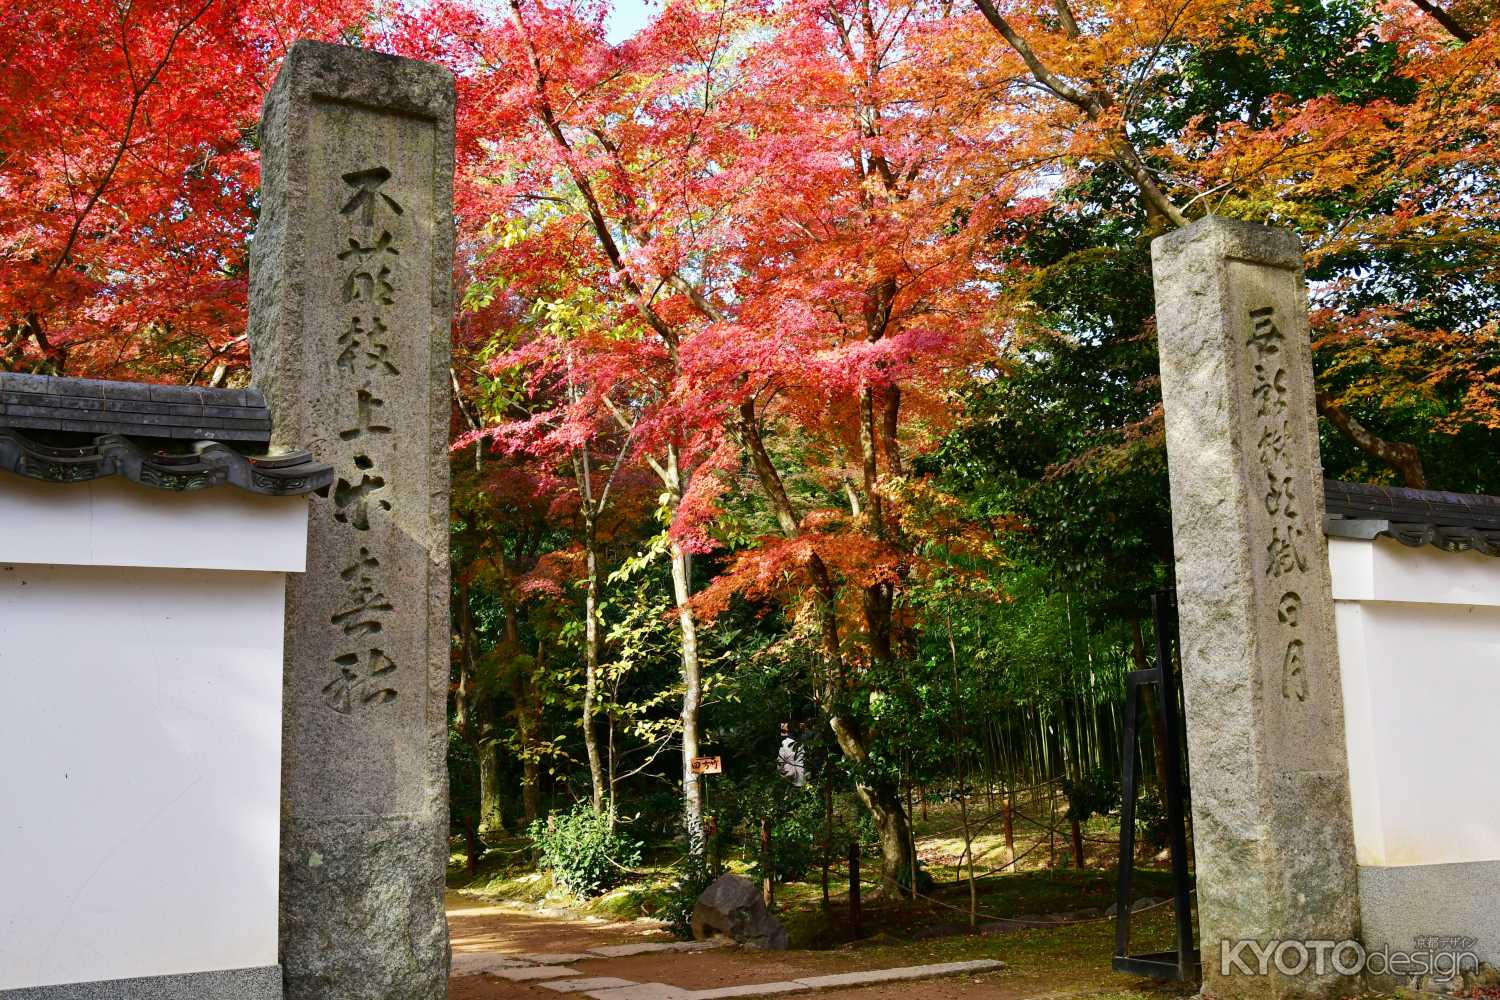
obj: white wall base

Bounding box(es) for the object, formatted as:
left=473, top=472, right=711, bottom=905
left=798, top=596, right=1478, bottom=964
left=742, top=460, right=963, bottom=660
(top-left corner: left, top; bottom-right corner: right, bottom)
left=1360, top=861, right=1500, bottom=970
left=0, top=563, right=286, bottom=990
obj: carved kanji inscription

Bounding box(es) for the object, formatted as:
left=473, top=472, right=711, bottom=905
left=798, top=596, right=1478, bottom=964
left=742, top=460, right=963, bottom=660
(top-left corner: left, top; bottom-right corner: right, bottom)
left=322, top=648, right=398, bottom=714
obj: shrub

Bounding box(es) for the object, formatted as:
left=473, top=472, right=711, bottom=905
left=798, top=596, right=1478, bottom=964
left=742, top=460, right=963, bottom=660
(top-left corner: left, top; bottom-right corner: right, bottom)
left=758, top=795, right=824, bottom=884
left=528, top=805, right=642, bottom=898
left=1135, top=787, right=1189, bottom=853
left=1062, top=768, right=1120, bottom=823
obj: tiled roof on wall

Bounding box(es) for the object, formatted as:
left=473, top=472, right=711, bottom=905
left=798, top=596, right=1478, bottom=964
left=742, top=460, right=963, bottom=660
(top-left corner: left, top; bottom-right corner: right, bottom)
left=0, top=373, right=331, bottom=497
left=1324, top=479, right=1500, bottom=557
left=1, top=373, right=272, bottom=441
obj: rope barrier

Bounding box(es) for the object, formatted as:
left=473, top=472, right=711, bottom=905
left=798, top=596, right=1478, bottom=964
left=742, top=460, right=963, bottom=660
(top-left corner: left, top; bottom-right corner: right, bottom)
left=845, top=864, right=1191, bottom=929
left=476, top=775, right=1181, bottom=930
left=910, top=776, right=1064, bottom=840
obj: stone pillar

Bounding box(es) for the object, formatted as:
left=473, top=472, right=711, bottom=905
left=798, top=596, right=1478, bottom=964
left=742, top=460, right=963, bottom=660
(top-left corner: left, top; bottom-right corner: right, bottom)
left=1152, top=218, right=1359, bottom=999
left=248, top=41, right=453, bottom=1000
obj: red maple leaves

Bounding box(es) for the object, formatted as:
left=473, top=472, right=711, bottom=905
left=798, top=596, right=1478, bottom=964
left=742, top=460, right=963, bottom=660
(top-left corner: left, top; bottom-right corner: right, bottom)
left=1, top=0, right=366, bottom=379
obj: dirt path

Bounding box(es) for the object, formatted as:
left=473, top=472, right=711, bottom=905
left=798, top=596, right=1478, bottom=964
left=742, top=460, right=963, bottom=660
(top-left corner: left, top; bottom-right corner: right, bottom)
left=448, top=892, right=667, bottom=954
left=447, top=892, right=1026, bottom=1000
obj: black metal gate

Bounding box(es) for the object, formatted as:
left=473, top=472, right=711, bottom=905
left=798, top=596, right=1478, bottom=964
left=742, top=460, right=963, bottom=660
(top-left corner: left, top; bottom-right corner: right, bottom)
left=1112, top=588, right=1199, bottom=981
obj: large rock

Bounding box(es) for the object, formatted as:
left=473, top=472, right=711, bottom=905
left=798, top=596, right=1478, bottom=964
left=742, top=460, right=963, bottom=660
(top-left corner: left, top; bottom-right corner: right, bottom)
left=690, top=875, right=789, bottom=950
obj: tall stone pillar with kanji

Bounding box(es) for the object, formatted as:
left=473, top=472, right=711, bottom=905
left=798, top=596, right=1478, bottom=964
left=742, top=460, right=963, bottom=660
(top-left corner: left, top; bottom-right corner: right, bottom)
left=1153, top=218, right=1359, bottom=999
left=248, top=41, right=454, bottom=999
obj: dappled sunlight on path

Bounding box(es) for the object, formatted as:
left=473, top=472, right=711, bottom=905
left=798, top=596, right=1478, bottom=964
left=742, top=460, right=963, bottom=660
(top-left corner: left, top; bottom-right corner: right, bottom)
left=445, top=892, right=1014, bottom=1000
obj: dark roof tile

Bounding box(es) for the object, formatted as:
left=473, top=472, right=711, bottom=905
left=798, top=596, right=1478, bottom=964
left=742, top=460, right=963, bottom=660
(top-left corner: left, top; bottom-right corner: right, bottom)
left=0, top=374, right=328, bottom=497
left=0, top=429, right=332, bottom=497
left=0, top=373, right=273, bottom=444
left=1324, top=479, right=1500, bottom=556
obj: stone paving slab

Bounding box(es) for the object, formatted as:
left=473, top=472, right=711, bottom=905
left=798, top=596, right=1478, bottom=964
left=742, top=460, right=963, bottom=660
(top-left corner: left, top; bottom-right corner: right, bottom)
left=586, top=984, right=695, bottom=1000
left=541, top=977, right=641, bottom=993
left=791, top=959, right=1005, bottom=990
left=580, top=959, right=1004, bottom=1000
left=451, top=953, right=529, bottom=977
left=514, top=952, right=599, bottom=965
left=689, top=982, right=808, bottom=999
left=492, top=965, right=585, bottom=982
left=588, top=941, right=726, bottom=958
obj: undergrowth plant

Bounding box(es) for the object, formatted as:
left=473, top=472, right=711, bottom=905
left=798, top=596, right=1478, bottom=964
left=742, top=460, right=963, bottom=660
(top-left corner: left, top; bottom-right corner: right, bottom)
left=528, top=805, right=642, bottom=898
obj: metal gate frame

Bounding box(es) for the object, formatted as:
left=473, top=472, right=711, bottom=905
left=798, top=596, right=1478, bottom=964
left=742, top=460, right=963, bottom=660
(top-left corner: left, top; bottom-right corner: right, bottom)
left=1112, top=588, right=1199, bottom=981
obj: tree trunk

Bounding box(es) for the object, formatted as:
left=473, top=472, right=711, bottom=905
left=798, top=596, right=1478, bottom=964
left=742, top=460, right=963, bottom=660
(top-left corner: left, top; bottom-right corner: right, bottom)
left=1048, top=780, right=1057, bottom=869
left=517, top=639, right=543, bottom=827
left=947, top=610, right=977, bottom=925
left=606, top=678, right=618, bottom=831
left=737, top=402, right=916, bottom=887
left=463, top=817, right=483, bottom=878
left=821, top=775, right=833, bottom=909
left=666, top=445, right=707, bottom=854
left=1317, top=393, right=1428, bottom=489
left=479, top=745, right=504, bottom=837
left=857, top=781, right=916, bottom=893
left=455, top=576, right=493, bottom=839
left=761, top=818, right=774, bottom=907
left=829, top=703, right=915, bottom=891
left=1003, top=794, right=1015, bottom=870
left=574, top=442, right=607, bottom=815
left=582, top=536, right=606, bottom=813
left=522, top=755, right=542, bottom=826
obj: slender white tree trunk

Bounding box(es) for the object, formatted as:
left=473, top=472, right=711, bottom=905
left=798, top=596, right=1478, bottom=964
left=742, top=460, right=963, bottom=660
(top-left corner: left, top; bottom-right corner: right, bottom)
left=666, top=444, right=706, bottom=853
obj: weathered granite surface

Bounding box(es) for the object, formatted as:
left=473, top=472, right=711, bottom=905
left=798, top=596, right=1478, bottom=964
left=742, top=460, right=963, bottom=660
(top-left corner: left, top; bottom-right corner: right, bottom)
left=0, top=966, right=280, bottom=1000
left=1152, top=218, right=1359, bottom=999
left=248, top=40, right=455, bottom=1000
left=690, top=875, right=789, bottom=950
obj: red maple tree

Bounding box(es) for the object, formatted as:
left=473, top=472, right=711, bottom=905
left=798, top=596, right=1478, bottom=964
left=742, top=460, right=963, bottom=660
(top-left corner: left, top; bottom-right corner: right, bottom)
left=1, top=0, right=368, bottom=380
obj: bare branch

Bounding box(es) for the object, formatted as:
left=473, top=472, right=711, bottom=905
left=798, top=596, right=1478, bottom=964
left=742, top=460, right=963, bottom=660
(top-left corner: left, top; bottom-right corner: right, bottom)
left=970, top=0, right=1091, bottom=108
left=188, top=333, right=247, bottom=385
left=969, top=0, right=1189, bottom=227
left=1052, top=0, right=1080, bottom=38
left=47, top=0, right=216, bottom=278
left=1317, top=394, right=1428, bottom=489
left=1410, top=0, right=1475, bottom=41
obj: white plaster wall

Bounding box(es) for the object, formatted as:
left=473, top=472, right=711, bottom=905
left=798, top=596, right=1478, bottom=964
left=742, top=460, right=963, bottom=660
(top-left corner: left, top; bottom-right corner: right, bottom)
left=0, top=481, right=303, bottom=990
left=0, top=476, right=307, bottom=573
left=1330, top=536, right=1500, bottom=868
